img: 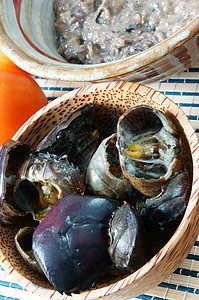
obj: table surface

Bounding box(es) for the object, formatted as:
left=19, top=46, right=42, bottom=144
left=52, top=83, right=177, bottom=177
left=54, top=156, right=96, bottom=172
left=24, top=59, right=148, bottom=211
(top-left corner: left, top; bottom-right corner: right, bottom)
left=0, top=62, right=199, bottom=300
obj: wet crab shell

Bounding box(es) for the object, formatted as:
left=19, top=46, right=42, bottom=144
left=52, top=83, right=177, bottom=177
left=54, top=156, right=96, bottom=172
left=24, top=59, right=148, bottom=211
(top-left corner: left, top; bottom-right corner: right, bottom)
left=137, top=170, right=191, bottom=228
left=0, top=140, right=33, bottom=225
left=108, top=202, right=148, bottom=272
left=32, top=194, right=120, bottom=295
left=86, top=133, right=134, bottom=200
left=14, top=152, right=85, bottom=221
left=15, top=227, right=43, bottom=274
left=117, top=105, right=182, bottom=197
left=36, top=104, right=96, bottom=154
left=36, top=103, right=100, bottom=174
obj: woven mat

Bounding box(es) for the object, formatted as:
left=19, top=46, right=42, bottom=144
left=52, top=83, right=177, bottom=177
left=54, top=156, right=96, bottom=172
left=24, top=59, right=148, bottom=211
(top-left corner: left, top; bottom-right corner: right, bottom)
left=0, top=62, right=199, bottom=300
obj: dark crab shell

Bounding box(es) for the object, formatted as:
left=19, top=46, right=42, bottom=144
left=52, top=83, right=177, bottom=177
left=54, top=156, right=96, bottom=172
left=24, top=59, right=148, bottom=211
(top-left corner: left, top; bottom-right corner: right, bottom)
left=14, top=152, right=85, bottom=221
left=15, top=227, right=43, bottom=274
left=108, top=202, right=148, bottom=272
left=32, top=194, right=120, bottom=295
left=137, top=170, right=191, bottom=228
left=0, top=140, right=33, bottom=225
left=117, top=105, right=182, bottom=197
left=36, top=104, right=120, bottom=175
left=86, top=133, right=134, bottom=200
left=36, top=104, right=96, bottom=154
left=36, top=103, right=99, bottom=174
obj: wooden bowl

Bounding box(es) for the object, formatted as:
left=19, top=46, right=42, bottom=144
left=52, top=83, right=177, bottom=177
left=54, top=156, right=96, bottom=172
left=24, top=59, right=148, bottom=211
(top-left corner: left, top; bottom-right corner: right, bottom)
left=0, top=0, right=199, bottom=83
left=0, top=82, right=198, bottom=300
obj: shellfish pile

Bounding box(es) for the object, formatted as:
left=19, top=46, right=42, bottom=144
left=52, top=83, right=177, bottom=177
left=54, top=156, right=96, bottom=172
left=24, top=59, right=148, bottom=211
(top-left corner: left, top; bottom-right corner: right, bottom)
left=0, top=104, right=192, bottom=295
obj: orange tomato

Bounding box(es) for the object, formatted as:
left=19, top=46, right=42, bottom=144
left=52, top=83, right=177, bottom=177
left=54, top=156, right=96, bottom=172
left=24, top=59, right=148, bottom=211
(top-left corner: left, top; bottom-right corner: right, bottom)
left=0, top=48, right=21, bottom=70
left=0, top=68, right=48, bottom=145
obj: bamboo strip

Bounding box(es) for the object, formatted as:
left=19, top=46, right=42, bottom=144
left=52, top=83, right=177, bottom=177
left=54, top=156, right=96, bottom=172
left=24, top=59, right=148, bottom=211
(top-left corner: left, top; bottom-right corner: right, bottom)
left=166, top=273, right=199, bottom=289
left=179, top=259, right=199, bottom=272
left=147, top=285, right=199, bottom=300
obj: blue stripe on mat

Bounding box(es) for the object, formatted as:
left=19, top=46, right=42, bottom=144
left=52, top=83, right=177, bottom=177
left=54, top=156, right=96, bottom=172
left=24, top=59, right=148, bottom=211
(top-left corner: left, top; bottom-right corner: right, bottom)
left=41, top=87, right=74, bottom=91
left=136, top=295, right=168, bottom=300
left=42, top=88, right=199, bottom=98
left=42, top=87, right=199, bottom=97
left=0, top=297, right=20, bottom=300
left=47, top=97, right=57, bottom=101
left=137, top=283, right=199, bottom=299
left=178, top=103, right=199, bottom=107
left=162, top=79, right=199, bottom=84
left=185, top=79, right=199, bottom=84
left=174, top=268, right=198, bottom=277
left=10, top=283, right=23, bottom=290
left=49, top=87, right=74, bottom=91
left=188, top=116, right=198, bottom=120
left=187, top=253, right=199, bottom=260
left=185, top=68, right=199, bottom=72
left=182, top=92, right=199, bottom=96
left=160, top=91, right=199, bottom=96
left=41, top=85, right=199, bottom=96
left=0, top=281, right=23, bottom=289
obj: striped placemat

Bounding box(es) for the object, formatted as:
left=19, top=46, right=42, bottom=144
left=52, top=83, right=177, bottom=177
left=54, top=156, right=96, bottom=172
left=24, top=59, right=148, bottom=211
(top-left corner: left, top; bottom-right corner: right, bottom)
left=0, top=63, right=199, bottom=300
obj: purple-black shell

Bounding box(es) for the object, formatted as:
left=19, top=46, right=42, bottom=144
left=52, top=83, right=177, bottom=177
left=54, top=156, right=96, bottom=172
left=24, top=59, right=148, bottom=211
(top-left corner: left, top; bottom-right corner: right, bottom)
left=32, top=194, right=120, bottom=294
left=138, top=171, right=191, bottom=228
left=0, top=140, right=33, bottom=224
